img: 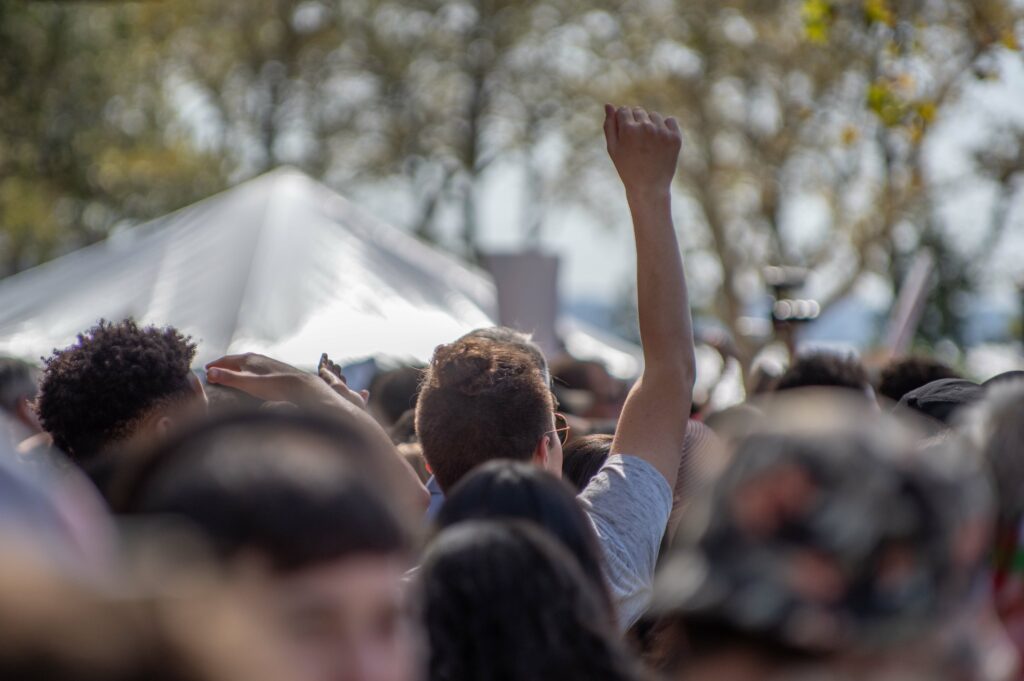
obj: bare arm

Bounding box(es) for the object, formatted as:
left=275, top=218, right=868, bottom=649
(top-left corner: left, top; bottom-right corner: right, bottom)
left=205, top=353, right=431, bottom=513
left=605, top=105, right=696, bottom=487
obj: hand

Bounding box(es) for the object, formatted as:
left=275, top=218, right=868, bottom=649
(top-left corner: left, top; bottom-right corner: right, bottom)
left=318, top=353, right=370, bottom=410
left=603, top=104, right=682, bottom=197
left=206, top=353, right=335, bottom=406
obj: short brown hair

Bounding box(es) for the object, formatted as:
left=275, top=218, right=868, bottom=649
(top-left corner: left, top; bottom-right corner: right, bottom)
left=416, top=337, right=553, bottom=492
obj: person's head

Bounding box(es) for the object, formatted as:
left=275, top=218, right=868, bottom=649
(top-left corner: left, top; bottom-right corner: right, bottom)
left=388, top=409, right=418, bottom=445
left=368, top=366, right=424, bottom=428
left=0, top=548, right=297, bottom=681
left=415, top=336, right=559, bottom=492
left=561, top=434, right=612, bottom=493
left=436, top=460, right=614, bottom=620
left=962, top=378, right=1024, bottom=519
left=0, top=358, right=41, bottom=435
left=420, top=521, right=642, bottom=681
left=877, top=356, right=961, bottom=404
left=897, top=378, right=984, bottom=426
left=648, top=393, right=997, bottom=681
left=113, top=410, right=419, bottom=681
left=460, top=326, right=550, bottom=384
left=775, top=351, right=872, bottom=401
left=36, top=320, right=206, bottom=465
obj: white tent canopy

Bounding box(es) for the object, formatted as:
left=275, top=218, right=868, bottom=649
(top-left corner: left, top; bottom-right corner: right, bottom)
left=0, top=168, right=641, bottom=375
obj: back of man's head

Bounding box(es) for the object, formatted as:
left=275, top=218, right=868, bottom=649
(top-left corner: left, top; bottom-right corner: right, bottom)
left=775, top=351, right=871, bottom=398
left=460, top=327, right=550, bottom=383
left=416, top=336, right=553, bottom=492
left=878, top=356, right=960, bottom=403
left=36, top=319, right=198, bottom=464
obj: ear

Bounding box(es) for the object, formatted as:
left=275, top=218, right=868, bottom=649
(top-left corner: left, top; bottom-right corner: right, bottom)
left=531, top=434, right=551, bottom=469
left=154, top=415, right=174, bottom=439
left=16, top=397, right=41, bottom=432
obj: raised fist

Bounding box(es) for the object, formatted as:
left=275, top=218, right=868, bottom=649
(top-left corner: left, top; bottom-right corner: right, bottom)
left=603, top=104, right=682, bottom=196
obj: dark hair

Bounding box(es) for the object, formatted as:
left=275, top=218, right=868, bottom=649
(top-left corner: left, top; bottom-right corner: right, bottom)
left=551, top=358, right=607, bottom=392
left=421, top=521, right=644, bottom=681
left=389, top=408, right=418, bottom=445
left=436, top=460, right=615, bottom=619
left=878, top=356, right=960, bottom=403
left=0, top=358, right=38, bottom=413
left=369, top=366, right=425, bottom=427
left=112, top=410, right=411, bottom=572
left=775, top=352, right=870, bottom=395
left=562, top=434, right=612, bottom=493
left=36, top=320, right=197, bottom=463
left=416, top=336, right=553, bottom=492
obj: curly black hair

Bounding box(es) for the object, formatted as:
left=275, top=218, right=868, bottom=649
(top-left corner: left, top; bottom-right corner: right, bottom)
left=877, top=356, right=960, bottom=403
left=36, top=319, right=197, bottom=463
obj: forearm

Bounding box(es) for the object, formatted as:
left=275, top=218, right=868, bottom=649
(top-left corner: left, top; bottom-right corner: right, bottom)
left=315, top=389, right=431, bottom=512
left=626, top=187, right=696, bottom=386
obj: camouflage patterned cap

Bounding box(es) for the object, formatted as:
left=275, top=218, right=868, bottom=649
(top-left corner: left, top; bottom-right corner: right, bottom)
left=652, top=392, right=993, bottom=654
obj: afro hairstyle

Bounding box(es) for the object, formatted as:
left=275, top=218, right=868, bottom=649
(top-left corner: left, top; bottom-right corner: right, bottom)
left=36, top=319, right=197, bottom=463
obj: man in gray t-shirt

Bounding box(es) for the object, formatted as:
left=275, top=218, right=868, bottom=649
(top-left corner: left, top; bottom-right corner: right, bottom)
left=415, top=104, right=696, bottom=627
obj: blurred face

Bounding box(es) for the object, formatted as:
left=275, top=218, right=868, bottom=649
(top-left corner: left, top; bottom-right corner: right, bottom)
left=268, top=555, right=419, bottom=681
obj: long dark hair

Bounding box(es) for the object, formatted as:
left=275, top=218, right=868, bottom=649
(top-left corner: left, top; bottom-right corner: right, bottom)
left=435, top=460, right=615, bottom=620
left=421, top=521, right=645, bottom=681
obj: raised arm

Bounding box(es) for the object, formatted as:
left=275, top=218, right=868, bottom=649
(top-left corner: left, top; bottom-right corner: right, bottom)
left=605, top=105, right=696, bottom=487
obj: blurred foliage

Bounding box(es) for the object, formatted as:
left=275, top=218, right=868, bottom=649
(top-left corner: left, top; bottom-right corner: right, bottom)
left=0, top=0, right=1021, bottom=355
left=0, top=2, right=225, bottom=273
left=579, top=0, right=1023, bottom=358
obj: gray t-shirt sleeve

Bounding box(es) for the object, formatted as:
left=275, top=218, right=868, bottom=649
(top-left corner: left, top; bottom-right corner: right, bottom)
left=577, top=454, right=672, bottom=629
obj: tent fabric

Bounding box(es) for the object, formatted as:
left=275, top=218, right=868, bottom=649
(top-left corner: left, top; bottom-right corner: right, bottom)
left=0, top=168, right=640, bottom=374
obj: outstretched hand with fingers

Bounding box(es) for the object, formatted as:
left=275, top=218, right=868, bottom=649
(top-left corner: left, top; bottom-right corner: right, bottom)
left=603, top=104, right=682, bottom=196
left=318, top=353, right=370, bottom=410
left=205, top=353, right=336, bottom=407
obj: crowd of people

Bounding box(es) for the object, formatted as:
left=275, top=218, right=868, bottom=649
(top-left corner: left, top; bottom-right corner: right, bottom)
left=0, top=105, right=1023, bottom=681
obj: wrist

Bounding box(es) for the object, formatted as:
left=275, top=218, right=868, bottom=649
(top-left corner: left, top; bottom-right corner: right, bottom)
left=624, top=184, right=672, bottom=205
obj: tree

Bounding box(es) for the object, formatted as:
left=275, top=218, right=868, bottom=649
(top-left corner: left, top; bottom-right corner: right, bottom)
left=0, top=1, right=223, bottom=276
left=581, top=0, right=1022, bottom=369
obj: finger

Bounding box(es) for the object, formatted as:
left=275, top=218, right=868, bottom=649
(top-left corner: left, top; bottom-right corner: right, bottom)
left=633, top=107, right=651, bottom=125
left=318, top=353, right=329, bottom=371
left=666, top=116, right=681, bottom=134
left=206, top=366, right=249, bottom=389
left=318, top=365, right=344, bottom=388
left=603, top=104, right=617, bottom=146
left=650, top=111, right=665, bottom=128
left=359, top=389, right=371, bottom=403
left=616, top=106, right=635, bottom=126
left=205, top=354, right=247, bottom=371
